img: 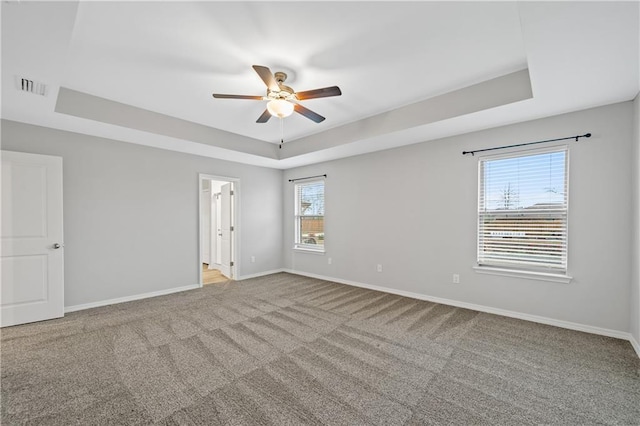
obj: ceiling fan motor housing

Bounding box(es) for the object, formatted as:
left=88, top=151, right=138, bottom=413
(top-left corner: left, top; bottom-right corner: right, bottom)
left=267, top=72, right=294, bottom=100
left=274, top=72, right=287, bottom=84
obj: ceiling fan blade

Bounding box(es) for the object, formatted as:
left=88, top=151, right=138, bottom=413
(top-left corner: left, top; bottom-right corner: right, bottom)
left=294, top=103, right=325, bottom=123
left=252, top=65, right=279, bottom=92
left=295, top=86, right=342, bottom=100
left=212, top=94, right=263, bottom=100
left=256, top=109, right=271, bottom=123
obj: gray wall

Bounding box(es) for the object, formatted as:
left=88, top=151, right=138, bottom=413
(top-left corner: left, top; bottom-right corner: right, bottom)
left=3, top=100, right=636, bottom=336
left=1, top=120, right=283, bottom=307
left=632, top=94, right=640, bottom=346
left=283, top=102, right=634, bottom=333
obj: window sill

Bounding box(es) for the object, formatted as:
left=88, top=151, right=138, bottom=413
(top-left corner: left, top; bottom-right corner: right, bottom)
left=473, top=266, right=572, bottom=283
left=293, top=247, right=325, bottom=255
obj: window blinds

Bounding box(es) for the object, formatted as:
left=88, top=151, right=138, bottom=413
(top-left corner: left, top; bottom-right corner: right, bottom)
left=295, top=180, right=325, bottom=249
left=478, top=148, right=568, bottom=271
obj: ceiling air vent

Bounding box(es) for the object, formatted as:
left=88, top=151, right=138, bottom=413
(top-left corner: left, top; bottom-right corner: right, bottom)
left=19, top=77, right=47, bottom=96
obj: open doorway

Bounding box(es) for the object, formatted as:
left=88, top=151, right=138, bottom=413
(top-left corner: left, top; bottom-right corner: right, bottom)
left=199, top=174, right=238, bottom=286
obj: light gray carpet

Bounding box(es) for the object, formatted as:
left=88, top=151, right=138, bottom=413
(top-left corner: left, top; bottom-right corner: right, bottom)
left=2, top=272, right=639, bottom=425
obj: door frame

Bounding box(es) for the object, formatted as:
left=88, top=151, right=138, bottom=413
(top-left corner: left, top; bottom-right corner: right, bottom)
left=198, top=174, right=239, bottom=286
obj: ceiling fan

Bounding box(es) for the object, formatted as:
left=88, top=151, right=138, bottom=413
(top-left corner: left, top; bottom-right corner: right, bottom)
left=212, top=65, right=341, bottom=124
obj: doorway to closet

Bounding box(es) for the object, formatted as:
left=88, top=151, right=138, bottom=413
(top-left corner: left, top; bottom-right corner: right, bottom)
left=199, top=174, right=237, bottom=286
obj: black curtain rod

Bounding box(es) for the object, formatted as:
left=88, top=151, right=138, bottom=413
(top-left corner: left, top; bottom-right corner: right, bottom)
left=462, top=133, right=591, bottom=156
left=288, top=174, right=327, bottom=182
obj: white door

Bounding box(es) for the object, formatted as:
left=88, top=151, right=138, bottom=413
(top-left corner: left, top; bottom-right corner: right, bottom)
left=200, top=189, right=211, bottom=264
left=215, top=193, right=222, bottom=265
left=1, top=151, right=64, bottom=327
left=209, top=193, right=218, bottom=267
left=219, top=183, right=233, bottom=279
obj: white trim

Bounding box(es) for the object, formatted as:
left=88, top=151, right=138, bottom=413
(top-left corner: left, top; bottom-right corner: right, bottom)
left=64, top=284, right=200, bottom=313
left=283, top=269, right=631, bottom=341
left=236, top=269, right=286, bottom=281
left=293, top=247, right=326, bottom=255
left=475, top=144, right=569, bottom=160
left=473, top=266, right=572, bottom=283
left=630, top=334, right=640, bottom=359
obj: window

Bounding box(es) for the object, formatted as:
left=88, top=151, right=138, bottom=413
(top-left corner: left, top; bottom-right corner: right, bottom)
left=478, top=147, right=568, bottom=273
left=295, top=180, right=325, bottom=251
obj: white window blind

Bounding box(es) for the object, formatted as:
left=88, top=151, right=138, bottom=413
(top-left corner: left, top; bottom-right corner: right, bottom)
left=295, top=180, right=324, bottom=250
left=478, top=148, right=568, bottom=272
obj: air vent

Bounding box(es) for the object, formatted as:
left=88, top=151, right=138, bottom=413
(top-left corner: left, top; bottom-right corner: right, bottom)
left=19, top=77, right=47, bottom=96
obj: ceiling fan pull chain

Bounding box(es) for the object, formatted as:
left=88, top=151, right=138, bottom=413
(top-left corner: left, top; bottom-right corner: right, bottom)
left=279, top=117, right=284, bottom=149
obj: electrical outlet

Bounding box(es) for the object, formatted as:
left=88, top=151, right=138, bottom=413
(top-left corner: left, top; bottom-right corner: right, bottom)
left=250, top=256, right=255, bottom=263
left=377, top=264, right=383, bottom=273
left=328, top=257, right=332, bottom=265
left=452, top=274, right=460, bottom=284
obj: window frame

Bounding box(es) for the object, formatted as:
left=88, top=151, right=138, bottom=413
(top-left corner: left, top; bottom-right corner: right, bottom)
left=476, top=146, right=570, bottom=279
left=294, top=179, right=325, bottom=253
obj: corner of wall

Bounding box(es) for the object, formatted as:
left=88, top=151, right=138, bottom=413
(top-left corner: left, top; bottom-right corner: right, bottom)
left=631, top=92, right=640, bottom=348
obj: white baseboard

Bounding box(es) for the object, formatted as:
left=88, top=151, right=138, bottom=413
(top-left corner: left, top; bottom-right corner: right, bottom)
left=283, top=269, right=633, bottom=343
left=630, top=334, right=640, bottom=359
left=64, top=284, right=200, bottom=313
left=237, top=269, right=285, bottom=281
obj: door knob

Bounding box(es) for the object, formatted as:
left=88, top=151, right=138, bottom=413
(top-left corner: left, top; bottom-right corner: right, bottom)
left=53, top=243, right=61, bottom=249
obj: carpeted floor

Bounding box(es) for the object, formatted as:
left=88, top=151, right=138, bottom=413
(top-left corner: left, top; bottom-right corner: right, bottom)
left=1, top=272, right=639, bottom=425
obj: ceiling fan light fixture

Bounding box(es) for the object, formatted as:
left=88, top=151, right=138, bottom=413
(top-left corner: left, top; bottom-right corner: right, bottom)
left=267, top=99, right=294, bottom=118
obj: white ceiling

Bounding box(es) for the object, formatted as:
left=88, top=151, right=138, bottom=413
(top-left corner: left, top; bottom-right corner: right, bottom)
left=2, top=1, right=638, bottom=169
